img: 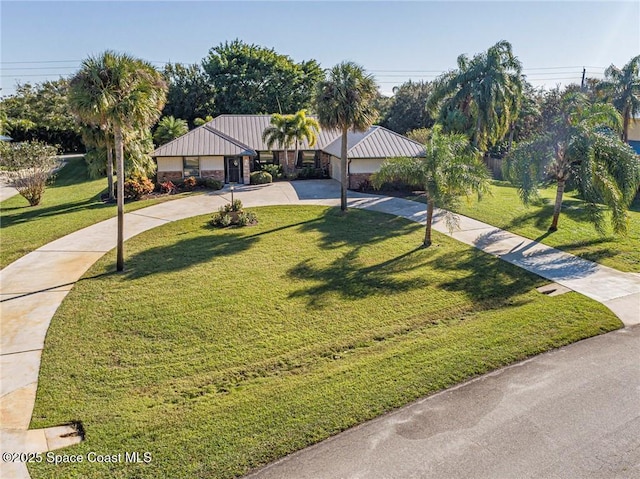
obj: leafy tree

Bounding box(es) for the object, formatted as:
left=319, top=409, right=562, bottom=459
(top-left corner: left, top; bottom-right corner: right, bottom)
left=504, top=92, right=640, bottom=233
left=381, top=80, right=435, bottom=134
left=428, top=40, right=523, bottom=155
left=193, top=116, right=213, bottom=127
left=154, top=116, right=188, bottom=145
left=596, top=55, right=640, bottom=142
left=162, top=63, right=215, bottom=128
left=407, top=127, right=432, bottom=145
left=315, top=61, right=378, bottom=211
left=262, top=113, right=295, bottom=174
left=203, top=39, right=323, bottom=115
left=0, top=140, right=59, bottom=206
left=70, top=51, right=167, bottom=271
left=290, top=109, right=320, bottom=168
left=1, top=80, right=83, bottom=152
left=372, top=126, right=490, bottom=247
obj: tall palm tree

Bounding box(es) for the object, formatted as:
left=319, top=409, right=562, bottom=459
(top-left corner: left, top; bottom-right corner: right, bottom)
left=262, top=113, right=295, bottom=173
left=372, top=126, right=490, bottom=247
left=504, top=92, right=640, bottom=234
left=69, top=55, right=117, bottom=200
left=153, top=115, right=188, bottom=145
left=427, top=40, right=523, bottom=156
left=290, top=109, right=320, bottom=168
left=596, top=55, right=640, bottom=142
left=71, top=51, right=167, bottom=271
left=315, top=61, right=378, bottom=211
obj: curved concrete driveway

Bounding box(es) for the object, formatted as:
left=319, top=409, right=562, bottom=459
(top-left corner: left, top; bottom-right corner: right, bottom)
left=1, top=180, right=639, bottom=478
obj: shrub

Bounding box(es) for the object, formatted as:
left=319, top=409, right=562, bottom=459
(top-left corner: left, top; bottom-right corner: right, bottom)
left=209, top=201, right=257, bottom=228
left=250, top=171, right=272, bottom=185
left=182, top=176, right=198, bottom=190
left=0, top=140, right=59, bottom=206
left=123, top=176, right=154, bottom=200
left=231, top=199, right=243, bottom=212
left=159, top=180, right=176, bottom=194
left=204, top=177, right=223, bottom=190
left=262, top=164, right=282, bottom=180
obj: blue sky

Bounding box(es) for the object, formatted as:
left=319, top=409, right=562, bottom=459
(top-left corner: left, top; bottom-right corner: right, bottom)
left=1, top=1, right=638, bottom=97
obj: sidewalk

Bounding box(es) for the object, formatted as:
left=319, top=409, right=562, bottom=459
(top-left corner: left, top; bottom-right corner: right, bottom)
left=1, top=180, right=639, bottom=479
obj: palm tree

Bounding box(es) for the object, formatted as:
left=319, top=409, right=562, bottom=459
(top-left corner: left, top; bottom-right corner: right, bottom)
left=427, top=40, right=523, bottom=156
left=504, top=92, right=640, bottom=234
left=71, top=51, right=167, bottom=271
left=262, top=113, right=295, bottom=173
left=69, top=55, right=117, bottom=200
left=315, top=61, right=378, bottom=211
left=596, top=55, right=640, bottom=142
left=153, top=116, right=188, bottom=145
left=372, top=126, right=490, bottom=247
left=290, top=109, right=320, bottom=168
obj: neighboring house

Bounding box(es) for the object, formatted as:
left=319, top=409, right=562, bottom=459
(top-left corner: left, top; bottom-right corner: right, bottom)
left=152, top=115, right=425, bottom=189
left=628, top=115, right=640, bottom=154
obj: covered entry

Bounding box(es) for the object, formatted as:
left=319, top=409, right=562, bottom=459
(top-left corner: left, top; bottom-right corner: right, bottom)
left=225, top=156, right=243, bottom=183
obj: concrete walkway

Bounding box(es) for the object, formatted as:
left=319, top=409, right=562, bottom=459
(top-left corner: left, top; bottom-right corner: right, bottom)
left=1, top=180, right=639, bottom=478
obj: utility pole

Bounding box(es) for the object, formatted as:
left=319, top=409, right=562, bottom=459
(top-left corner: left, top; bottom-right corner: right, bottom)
left=581, top=68, right=586, bottom=91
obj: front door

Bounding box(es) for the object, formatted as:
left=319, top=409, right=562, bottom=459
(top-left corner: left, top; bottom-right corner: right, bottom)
left=225, top=156, right=242, bottom=183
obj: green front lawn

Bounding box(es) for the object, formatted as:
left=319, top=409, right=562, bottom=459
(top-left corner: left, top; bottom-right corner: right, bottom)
left=408, top=182, right=640, bottom=272
left=29, top=205, right=620, bottom=479
left=0, top=157, right=196, bottom=269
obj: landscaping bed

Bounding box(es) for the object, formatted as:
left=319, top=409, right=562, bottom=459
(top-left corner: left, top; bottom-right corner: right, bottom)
left=29, top=205, right=621, bottom=478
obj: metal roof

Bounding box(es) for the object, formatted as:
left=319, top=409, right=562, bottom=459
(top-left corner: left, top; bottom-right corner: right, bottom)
left=152, top=115, right=424, bottom=159
left=152, top=124, right=256, bottom=157
left=206, top=114, right=340, bottom=150
left=323, top=126, right=425, bottom=159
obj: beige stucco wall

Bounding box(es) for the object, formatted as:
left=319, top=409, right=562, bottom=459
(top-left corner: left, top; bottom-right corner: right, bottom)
left=200, top=156, right=224, bottom=171
left=628, top=118, right=640, bottom=142
left=349, top=158, right=385, bottom=174
left=157, top=157, right=182, bottom=172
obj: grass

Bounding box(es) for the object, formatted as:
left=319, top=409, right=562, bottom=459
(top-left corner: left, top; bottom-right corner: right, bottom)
left=406, top=181, right=640, bottom=272
left=29, top=205, right=621, bottom=479
left=0, top=157, right=196, bottom=269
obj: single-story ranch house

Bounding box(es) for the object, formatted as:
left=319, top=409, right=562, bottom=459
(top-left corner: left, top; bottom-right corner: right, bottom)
left=152, top=115, right=425, bottom=189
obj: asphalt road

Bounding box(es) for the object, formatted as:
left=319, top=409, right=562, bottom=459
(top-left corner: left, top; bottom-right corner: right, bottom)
left=246, top=326, right=640, bottom=479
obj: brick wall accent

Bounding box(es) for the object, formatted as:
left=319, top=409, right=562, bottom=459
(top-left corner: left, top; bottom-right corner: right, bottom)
left=349, top=173, right=372, bottom=190
left=201, top=170, right=224, bottom=182
left=157, top=171, right=182, bottom=182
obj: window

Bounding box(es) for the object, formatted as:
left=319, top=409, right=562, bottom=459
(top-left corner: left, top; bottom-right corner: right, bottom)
left=298, top=151, right=317, bottom=168
left=183, top=157, right=199, bottom=177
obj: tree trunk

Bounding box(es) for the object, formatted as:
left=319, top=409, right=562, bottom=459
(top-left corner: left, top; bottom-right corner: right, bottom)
left=106, top=136, right=115, bottom=201
left=472, top=115, right=482, bottom=150
left=423, top=198, right=434, bottom=247
left=340, top=128, right=348, bottom=211
left=507, top=122, right=515, bottom=152
left=283, top=147, right=290, bottom=175
left=294, top=140, right=300, bottom=171
left=114, top=125, right=125, bottom=272
left=549, top=179, right=565, bottom=232
left=622, top=110, right=630, bottom=143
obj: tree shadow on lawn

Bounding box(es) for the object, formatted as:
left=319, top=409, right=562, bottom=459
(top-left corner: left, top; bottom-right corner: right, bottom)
left=283, top=208, right=431, bottom=308
left=287, top=246, right=428, bottom=308
left=428, top=248, right=543, bottom=308
left=296, top=207, right=422, bottom=250
left=120, top=218, right=324, bottom=279
left=0, top=196, right=108, bottom=228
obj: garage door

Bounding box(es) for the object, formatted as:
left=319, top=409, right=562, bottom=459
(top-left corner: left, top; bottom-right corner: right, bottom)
left=330, top=157, right=341, bottom=181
